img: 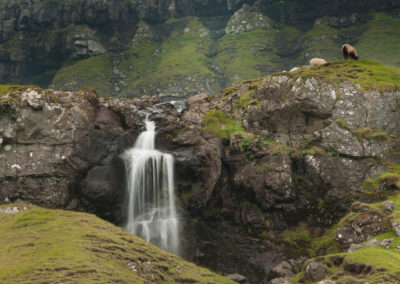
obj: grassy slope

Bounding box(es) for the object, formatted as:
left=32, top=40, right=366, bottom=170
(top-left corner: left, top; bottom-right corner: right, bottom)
left=119, top=17, right=218, bottom=97
left=355, top=13, right=400, bottom=66
left=50, top=53, right=113, bottom=96
left=0, top=204, right=233, bottom=284
left=215, top=29, right=284, bottom=85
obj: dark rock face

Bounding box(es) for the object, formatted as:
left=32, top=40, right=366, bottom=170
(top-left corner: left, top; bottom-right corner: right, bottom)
left=1, top=74, right=400, bottom=283
left=0, top=87, right=176, bottom=222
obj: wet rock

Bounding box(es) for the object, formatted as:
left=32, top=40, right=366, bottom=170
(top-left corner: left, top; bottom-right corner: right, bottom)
left=305, top=262, right=326, bottom=282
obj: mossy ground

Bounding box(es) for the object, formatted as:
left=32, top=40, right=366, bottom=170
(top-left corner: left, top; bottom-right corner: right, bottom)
left=0, top=204, right=233, bottom=284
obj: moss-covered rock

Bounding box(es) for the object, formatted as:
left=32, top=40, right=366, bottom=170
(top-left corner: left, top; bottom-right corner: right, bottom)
left=291, top=193, right=400, bottom=284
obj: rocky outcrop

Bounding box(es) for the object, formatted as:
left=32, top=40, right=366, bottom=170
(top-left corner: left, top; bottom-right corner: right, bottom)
left=1, top=65, right=400, bottom=282
left=225, top=4, right=271, bottom=34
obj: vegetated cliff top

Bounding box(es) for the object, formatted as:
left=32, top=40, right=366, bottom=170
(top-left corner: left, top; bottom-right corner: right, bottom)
left=286, top=60, right=400, bottom=91
left=0, top=204, right=234, bottom=283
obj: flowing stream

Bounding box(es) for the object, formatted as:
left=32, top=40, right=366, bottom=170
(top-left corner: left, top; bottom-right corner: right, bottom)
left=121, top=117, right=180, bottom=255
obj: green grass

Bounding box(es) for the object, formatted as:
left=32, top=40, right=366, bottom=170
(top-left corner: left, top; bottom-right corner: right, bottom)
left=288, top=60, right=400, bottom=91
left=51, top=53, right=113, bottom=96
left=0, top=204, right=234, bottom=283
left=355, top=13, right=400, bottom=66
left=215, top=29, right=284, bottom=85
left=202, top=109, right=245, bottom=139
left=119, top=17, right=219, bottom=97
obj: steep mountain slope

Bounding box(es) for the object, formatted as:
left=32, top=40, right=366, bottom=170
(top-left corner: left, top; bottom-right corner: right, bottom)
left=0, top=204, right=234, bottom=283
left=1, top=0, right=400, bottom=98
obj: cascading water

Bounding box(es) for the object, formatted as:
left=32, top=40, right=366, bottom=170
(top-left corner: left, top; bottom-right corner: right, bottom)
left=121, top=117, right=180, bottom=255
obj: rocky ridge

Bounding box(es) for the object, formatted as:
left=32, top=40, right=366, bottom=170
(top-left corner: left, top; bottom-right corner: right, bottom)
left=1, top=60, right=400, bottom=282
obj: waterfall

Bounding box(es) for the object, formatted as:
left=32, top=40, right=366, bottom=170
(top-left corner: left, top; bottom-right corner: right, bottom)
left=121, top=117, right=180, bottom=255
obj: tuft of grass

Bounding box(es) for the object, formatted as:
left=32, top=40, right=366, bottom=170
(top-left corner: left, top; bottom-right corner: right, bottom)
left=0, top=204, right=234, bottom=283
left=202, top=109, right=245, bottom=139
left=279, top=222, right=312, bottom=255
left=363, top=164, right=400, bottom=192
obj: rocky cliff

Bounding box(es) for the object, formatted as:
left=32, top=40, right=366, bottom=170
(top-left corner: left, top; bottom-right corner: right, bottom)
left=1, top=60, right=400, bottom=283
left=1, top=0, right=400, bottom=98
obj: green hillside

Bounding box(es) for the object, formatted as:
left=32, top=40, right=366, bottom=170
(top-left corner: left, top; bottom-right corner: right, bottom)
left=0, top=204, right=233, bottom=283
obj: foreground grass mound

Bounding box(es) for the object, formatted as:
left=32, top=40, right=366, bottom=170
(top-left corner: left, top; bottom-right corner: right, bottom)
left=0, top=204, right=233, bottom=283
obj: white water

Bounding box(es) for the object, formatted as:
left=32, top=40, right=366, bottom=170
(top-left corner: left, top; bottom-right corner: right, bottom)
left=121, top=117, right=180, bottom=255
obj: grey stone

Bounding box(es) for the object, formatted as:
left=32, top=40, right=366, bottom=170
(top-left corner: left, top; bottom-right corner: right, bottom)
left=306, top=262, right=326, bottom=282
left=384, top=200, right=396, bottom=214
left=318, top=280, right=335, bottom=284
left=392, top=221, right=400, bottom=236
left=270, top=277, right=290, bottom=284
left=226, top=273, right=246, bottom=283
